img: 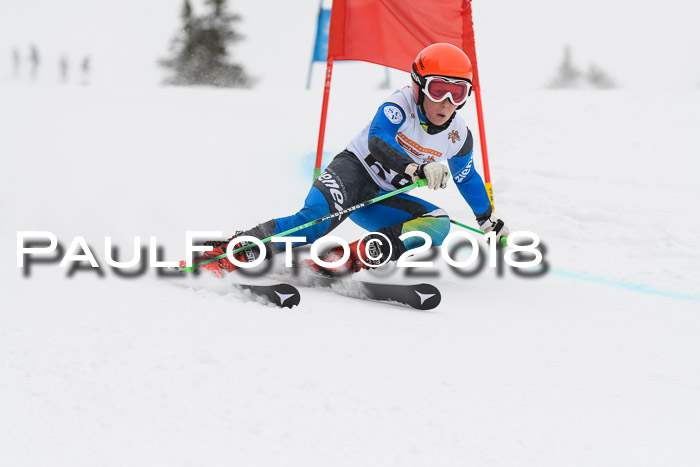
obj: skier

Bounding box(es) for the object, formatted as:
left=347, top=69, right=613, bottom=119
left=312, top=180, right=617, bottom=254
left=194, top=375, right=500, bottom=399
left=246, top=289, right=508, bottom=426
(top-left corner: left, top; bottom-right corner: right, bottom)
left=81, top=56, right=91, bottom=85
left=59, top=55, right=69, bottom=84
left=12, top=48, right=21, bottom=79
left=29, top=45, right=40, bottom=81
left=193, top=43, right=510, bottom=277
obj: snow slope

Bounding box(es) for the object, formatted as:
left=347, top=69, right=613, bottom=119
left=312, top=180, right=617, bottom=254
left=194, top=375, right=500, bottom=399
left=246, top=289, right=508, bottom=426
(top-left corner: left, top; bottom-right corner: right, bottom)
left=2, top=1, right=700, bottom=466
left=3, top=77, right=699, bottom=467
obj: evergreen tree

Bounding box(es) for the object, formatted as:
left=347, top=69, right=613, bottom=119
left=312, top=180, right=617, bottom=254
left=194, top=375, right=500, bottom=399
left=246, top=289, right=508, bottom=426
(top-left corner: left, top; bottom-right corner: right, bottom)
left=586, top=64, right=615, bottom=89
left=160, top=0, right=252, bottom=88
left=547, top=46, right=582, bottom=89
left=547, top=46, right=616, bottom=89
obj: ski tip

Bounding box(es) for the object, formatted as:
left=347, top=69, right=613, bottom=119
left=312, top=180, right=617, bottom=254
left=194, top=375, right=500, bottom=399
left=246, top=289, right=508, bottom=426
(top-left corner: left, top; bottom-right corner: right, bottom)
left=271, top=283, right=301, bottom=308
left=412, top=283, right=441, bottom=310
left=354, top=281, right=441, bottom=311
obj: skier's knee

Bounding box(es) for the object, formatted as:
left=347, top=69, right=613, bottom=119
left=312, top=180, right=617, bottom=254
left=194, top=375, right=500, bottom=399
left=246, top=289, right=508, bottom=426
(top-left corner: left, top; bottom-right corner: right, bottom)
left=429, top=214, right=451, bottom=246
left=402, top=211, right=451, bottom=247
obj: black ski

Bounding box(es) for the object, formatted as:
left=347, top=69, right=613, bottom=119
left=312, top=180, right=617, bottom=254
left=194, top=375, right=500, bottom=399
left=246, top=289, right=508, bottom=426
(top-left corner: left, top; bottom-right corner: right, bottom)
left=234, top=283, right=300, bottom=308
left=358, top=281, right=441, bottom=310
left=309, top=276, right=441, bottom=310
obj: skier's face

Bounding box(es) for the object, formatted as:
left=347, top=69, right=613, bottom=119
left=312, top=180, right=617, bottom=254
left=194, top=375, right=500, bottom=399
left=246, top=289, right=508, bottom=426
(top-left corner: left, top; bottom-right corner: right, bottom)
left=422, top=98, right=457, bottom=126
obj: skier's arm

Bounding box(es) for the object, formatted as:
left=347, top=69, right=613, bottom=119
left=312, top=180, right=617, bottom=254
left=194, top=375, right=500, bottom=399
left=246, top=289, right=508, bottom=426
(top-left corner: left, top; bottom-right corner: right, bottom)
left=448, top=131, right=510, bottom=245
left=367, top=103, right=415, bottom=173
left=447, top=130, right=492, bottom=219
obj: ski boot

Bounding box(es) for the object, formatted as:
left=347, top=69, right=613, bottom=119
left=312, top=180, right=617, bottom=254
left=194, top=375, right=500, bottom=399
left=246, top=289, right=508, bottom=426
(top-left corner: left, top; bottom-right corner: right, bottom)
left=302, top=236, right=387, bottom=277
left=181, top=233, right=260, bottom=277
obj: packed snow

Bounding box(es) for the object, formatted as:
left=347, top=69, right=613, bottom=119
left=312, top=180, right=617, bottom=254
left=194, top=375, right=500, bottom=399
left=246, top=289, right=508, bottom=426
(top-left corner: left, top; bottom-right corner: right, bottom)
left=2, top=1, right=700, bottom=466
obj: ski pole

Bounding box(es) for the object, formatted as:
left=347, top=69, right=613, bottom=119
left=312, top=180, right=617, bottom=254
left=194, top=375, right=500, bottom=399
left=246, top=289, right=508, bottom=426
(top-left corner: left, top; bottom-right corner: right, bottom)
left=181, top=178, right=430, bottom=272
left=450, top=219, right=508, bottom=247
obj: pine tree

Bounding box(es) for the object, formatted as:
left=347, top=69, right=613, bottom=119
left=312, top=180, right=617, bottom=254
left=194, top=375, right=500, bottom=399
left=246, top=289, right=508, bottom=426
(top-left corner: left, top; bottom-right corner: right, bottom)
left=547, top=46, right=582, bottom=89
left=546, top=46, right=616, bottom=89
left=586, top=64, right=615, bottom=89
left=160, top=0, right=252, bottom=88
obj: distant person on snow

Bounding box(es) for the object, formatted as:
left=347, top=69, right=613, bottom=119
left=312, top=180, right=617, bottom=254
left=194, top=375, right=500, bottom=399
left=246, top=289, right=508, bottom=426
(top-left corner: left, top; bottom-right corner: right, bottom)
left=29, top=45, right=40, bottom=80
left=59, top=55, right=69, bottom=83
left=191, top=43, right=510, bottom=277
left=81, top=56, right=91, bottom=85
left=12, top=48, right=21, bottom=78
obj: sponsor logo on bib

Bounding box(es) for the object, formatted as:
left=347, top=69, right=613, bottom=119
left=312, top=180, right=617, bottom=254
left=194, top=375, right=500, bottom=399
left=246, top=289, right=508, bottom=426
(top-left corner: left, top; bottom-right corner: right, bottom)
left=383, top=105, right=403, bottom=125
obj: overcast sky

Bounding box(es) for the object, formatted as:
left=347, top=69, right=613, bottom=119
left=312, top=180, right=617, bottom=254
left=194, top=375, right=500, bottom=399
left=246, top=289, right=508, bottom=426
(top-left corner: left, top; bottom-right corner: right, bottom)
left=1, top=0, right=698, bottom=90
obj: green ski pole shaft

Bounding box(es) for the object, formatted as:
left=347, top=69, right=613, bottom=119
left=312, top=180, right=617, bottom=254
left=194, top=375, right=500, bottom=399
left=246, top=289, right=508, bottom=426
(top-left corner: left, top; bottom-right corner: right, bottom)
left=450, top=219, right=508, bottom=247
left=181, top=178, right=429, bottom=272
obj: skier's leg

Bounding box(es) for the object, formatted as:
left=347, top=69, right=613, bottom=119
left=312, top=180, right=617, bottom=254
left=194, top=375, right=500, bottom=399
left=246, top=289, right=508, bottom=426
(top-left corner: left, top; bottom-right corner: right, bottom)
left=307, top=194, right=450, bottom=275
left=192, top=151, right=378, bottom=275
left=348, top=193, right=450, bottom=261
left=269, top=150, right=379, bottom=251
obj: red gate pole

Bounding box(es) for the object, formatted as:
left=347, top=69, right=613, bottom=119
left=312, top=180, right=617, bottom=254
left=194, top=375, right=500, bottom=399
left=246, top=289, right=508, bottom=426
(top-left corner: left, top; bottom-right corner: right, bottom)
left=472, top=85, right=494, bottom=208
left=313, top=57, right=335, bottom=180
left=463, top=0, right=494, bottom=208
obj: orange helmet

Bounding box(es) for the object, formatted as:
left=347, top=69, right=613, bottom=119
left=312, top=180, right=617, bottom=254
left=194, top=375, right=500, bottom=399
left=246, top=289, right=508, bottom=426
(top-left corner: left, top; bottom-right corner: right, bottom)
left=411, top=43, right=473, bottom=109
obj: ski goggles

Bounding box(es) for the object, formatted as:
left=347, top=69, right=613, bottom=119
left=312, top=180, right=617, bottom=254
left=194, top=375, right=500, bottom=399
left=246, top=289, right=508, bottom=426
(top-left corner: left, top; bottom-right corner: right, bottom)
left=422, top=76, right=472, bottom=105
